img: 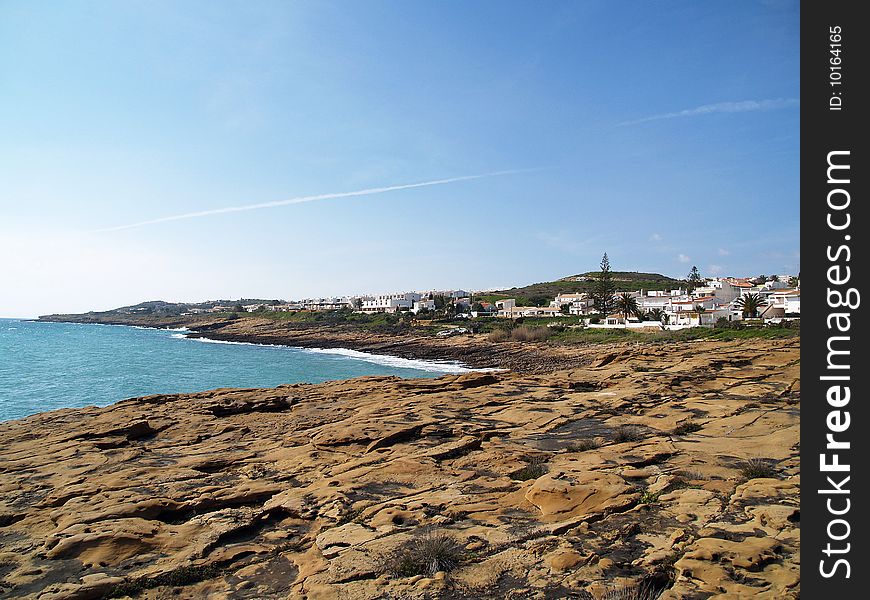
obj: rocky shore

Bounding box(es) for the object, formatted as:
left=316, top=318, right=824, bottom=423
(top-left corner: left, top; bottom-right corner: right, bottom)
left=0, top=338, right=800, bottom=599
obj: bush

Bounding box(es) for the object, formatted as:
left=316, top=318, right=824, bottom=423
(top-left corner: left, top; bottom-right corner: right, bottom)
left=382, top=532, right=464, bottom=578
left=566, top=438, right=601, bottom=452
left=511, top=456, right=548, bottom=481
left=671, top=421, right=702, bottom=436
left=488, top=325, right=551, bottom=343
left=602, top=583, right=664, bottom=600
left=613, top=425, right=646, bottom=443
left=488, top=328, right=510, bottom=342
left=740, top=458, right=778, bottom=480
left=510, top=326, right=551, bottom=342
left=714, top=317, right=744, bottom=330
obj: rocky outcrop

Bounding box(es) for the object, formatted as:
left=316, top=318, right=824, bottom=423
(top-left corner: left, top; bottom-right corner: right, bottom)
left=0, top=339, right=800, bottom=599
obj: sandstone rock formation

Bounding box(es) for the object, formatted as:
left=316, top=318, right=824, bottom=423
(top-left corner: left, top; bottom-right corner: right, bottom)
left=0, top=339, right=800, bottom=599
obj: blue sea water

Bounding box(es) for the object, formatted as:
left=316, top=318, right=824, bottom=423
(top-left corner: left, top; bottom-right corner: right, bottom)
left=0, top=318, right=468, bottom=422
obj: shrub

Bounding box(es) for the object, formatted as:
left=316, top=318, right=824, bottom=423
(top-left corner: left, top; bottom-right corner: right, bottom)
left=602, top=583, right=665, bottom=600
left=511, top=456, right=548, bottom=481
left=613, top=425, right=646, bottom=443
left=638, top=490, right=662, bottom=504
left=740, top=458, right=778, bottom=480
left=509, top=326, right=551, bottom=342
left=671, top=421, right=702, bottom=435
left=382, top=532, right=464, bottom=578
left=566, top=438, right=601, bottom=452
left=488, top=325, right=551, bottom=343
left=488, top=328, right=510, bottom=342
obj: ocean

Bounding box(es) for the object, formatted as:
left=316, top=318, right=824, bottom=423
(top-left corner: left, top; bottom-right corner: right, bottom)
left=0, top=318, right=468, bottom=422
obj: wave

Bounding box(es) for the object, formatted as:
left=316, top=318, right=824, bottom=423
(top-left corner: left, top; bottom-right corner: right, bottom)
left=302, top=347, right=482, bottom=374
left=171, top=334, right=483, bottom=374
left=162, top=327, right=190, bottom=332
left=173, top=336, right=287, bottom=348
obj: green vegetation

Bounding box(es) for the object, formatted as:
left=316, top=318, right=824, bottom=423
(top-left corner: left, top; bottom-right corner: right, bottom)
left=511, top=456, right=548, bottom=481
left=671, top=421, right=703, bottom=436
left=740, top=458, right=779, bottom=480
left=735, top=293, right=764, bottom=318
left=613, top=425, right=646, bottom=443
left=566, top=438, right=601, bottom=452
left=382, top=532, right=464, bottom=578
left=108, top=563, right=225, bottom=598
left=616, top=291, right=641, bottom=320
left=488, top=325, right=551, bottom=342
left=592, top=253, right=618, bottom=315
left=549, top=325, right=799, bottom=345
left=686, top=265, right=702, bottom=293
left=638, top=489, right=662, bottom=504
left=479, top=269, right=680, bottom=307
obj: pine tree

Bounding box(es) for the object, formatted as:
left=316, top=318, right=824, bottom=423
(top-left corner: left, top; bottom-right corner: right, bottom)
left=686, top=265, right=702, bottom=293
left=592, top=252, right=616, bottom=315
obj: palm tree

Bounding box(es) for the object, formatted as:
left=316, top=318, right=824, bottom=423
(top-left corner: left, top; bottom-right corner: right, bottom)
left=735, top=293, right=763, bottom=318
left=694, top=304, right=707, bottom=325
left=616, top=293, right=640, bottom=321
left=647, top=308, right=665, bottom=323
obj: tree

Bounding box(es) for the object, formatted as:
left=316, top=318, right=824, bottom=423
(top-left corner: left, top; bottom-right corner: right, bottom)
left=591, top=252, right=617, bottom=315
left=686, top=266, right=702, bottom=293
left=788, top=276, right=800, bottom=288
left=233, top=303, right=244, bottom=313
left=353, top=298, right=363, bottom=311
left=770, top=274, right=780, bottom=282
left=647, top=308, right=666, bottom=323
left=757, top=274, right=769, bottom=284
left=560, top=303, right=571, bottom=315
left=735, top=293, right=763, bottom=318
left=694, top=304, right=707, bottom=325
left=616, top=293, right=640, bottom=321
left=433, top=295, right=449, bottom=310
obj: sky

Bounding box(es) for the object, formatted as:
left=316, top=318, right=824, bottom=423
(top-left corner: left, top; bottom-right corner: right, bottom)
left=0, top=0, right=800, bottom=318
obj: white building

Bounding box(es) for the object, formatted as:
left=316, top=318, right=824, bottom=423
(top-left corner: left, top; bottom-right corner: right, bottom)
left=361, top=292, right=422, bottom=313
left=411, top=299, right=436, bottom=314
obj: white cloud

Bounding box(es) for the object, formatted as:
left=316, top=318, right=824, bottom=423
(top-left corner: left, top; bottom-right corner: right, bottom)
left=619, top=98, right=799, bottom=126
left=718, top=248, right=731, bottom=256
left=650, top=233, right=663, bottom=242
left=677, top=254, right=691, bottom=263
left=708, top=264, right=724, bottom=275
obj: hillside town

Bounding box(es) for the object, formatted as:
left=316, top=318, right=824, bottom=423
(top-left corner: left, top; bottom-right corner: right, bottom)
left=192, top=272, right=799, bottom=331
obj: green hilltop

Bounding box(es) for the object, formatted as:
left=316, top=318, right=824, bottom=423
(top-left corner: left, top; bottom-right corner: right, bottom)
left=476, top=272, right=682, bottom=307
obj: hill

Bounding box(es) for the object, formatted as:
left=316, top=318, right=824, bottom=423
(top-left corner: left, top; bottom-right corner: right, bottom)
left=478, top=271, right=682, bottom=306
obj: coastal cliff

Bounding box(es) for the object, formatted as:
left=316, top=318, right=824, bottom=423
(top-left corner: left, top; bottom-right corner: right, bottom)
left=0, top=339, right=800, bottom=599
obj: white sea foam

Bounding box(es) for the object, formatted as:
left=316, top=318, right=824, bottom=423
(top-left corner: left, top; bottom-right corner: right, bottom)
left=171, top=334, right=484, bottom=374
left=176, top=336, right=285, bottom=348
left=302, top=347, right=482, bottom=374
left=162, top=327, right=190, bottom=332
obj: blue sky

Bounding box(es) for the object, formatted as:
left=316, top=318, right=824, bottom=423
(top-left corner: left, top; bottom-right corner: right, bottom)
left=0, top=0, right=799, bottom=317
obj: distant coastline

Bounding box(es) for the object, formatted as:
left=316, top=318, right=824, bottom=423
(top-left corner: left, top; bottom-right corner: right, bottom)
left=36, top=312, right=593, bottom=373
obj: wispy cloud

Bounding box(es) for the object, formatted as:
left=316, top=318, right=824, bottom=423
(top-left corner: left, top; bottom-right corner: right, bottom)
left=718, top=248, right=731, bottom=256
left=93, top=169, right=538, bottom=233
left=649, top=233, right=663, bottom=242
left=677, top=254, right=691, bottom=264
left=618, top=98, right=799, bottom=126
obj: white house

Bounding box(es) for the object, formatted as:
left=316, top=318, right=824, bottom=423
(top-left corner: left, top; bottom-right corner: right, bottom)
left=361, top=292, right=422, bottom=313
left=769, top=289, right=801, bottom=316
left=411, top=299, right=436, bottom=314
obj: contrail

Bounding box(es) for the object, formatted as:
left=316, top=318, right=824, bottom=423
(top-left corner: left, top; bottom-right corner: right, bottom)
left=93, top=169, right=536, bottom=232
left=617, top=98, right=799, bottom=126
